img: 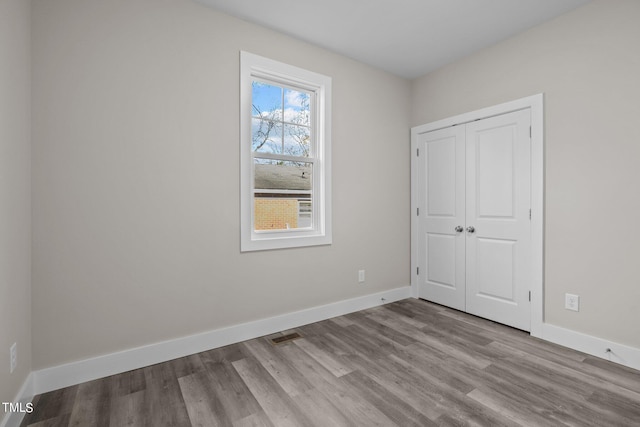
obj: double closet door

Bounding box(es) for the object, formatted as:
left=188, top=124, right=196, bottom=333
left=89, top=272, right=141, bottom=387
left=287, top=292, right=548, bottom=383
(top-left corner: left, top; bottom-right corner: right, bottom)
left=416, top=109, right=532, bottom=331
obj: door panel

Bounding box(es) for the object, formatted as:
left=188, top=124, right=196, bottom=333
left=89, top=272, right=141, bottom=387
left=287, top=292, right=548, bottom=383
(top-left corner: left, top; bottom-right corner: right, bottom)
left=417, top=126, right=465, bottom=311
left=476, top=238, right=516, bottom=302
left=476, top=126, right=515, bottom=218
left=427, top=137, right=457, bottom=216
left=426, top=233, right=456, bottom=288
left=466, top=109, right=531, bottom=331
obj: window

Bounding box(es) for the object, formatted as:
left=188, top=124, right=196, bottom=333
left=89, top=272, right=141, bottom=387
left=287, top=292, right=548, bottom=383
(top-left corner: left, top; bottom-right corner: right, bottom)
left=240, top=52, right=332, bottom=251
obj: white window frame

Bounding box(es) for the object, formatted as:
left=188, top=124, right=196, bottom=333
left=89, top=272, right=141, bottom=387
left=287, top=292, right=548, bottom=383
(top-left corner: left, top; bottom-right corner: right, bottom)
left=240, top=51, right=332, bottom=252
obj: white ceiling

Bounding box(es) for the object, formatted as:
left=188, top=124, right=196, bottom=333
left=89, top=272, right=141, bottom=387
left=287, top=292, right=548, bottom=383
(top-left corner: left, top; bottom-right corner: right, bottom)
left=195, top=0, right=592, bottom=78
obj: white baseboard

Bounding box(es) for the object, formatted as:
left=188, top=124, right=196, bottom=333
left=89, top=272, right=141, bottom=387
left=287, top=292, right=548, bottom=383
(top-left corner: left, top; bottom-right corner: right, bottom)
left=1, top=372, right=34, bottom=427
left=33, top=286, right=411, bottom=395
left=542, top=323, right=640, bottom=371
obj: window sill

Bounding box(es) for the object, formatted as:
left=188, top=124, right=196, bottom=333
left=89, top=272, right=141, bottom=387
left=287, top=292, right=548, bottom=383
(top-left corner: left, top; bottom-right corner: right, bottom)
left=241, top=232, right=332, bottom=252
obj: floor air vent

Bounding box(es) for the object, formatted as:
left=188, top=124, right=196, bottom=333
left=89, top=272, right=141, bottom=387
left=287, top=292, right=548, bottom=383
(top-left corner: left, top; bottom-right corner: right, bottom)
left=270, top=332, right=302, bottom=345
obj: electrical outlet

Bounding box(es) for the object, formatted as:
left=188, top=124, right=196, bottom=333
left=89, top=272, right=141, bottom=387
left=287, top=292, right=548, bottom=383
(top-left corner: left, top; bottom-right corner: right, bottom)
left=358, top=269, right=365, bottom=283
left=10, top=343, right=17, bottom=374
left=565, top=293, right=580, bottom=312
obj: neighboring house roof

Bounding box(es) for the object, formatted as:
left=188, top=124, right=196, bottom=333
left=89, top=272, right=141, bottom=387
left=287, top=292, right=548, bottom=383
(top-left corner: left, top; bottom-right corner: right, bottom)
left=254, top=163, right=311, bottom=191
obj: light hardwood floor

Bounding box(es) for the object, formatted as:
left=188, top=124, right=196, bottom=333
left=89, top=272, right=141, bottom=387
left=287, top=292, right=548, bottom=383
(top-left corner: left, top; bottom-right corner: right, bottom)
left=21, top=299, right=640, bottom=426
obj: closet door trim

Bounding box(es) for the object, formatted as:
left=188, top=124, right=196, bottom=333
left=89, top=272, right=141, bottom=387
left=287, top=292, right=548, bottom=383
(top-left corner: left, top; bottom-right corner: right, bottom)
left=410, top=94, right=544, bottom=338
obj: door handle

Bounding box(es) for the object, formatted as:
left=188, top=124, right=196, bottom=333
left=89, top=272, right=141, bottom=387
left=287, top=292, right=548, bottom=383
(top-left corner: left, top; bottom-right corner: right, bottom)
left=466, top=226, right=475, bottom=233
left=455, top=226, right=464, bottom=233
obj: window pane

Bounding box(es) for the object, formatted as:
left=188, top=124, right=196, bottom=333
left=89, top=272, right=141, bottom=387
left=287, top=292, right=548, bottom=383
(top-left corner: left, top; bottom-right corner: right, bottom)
left=254, top=160, right=312, bottom=231
left=297, top=200, right=312, bottom=228
left=284, top=88, right=310, bottom=126
left=252, top=118, right=282, bottom=154
left=284, top=124, right=311, bottom=157
left=252, top=81, right=282, bottom=120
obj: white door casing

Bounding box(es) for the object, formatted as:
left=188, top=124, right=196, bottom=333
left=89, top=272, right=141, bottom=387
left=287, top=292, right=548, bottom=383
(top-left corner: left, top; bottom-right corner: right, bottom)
left=411, top=94, right=543, bottom=335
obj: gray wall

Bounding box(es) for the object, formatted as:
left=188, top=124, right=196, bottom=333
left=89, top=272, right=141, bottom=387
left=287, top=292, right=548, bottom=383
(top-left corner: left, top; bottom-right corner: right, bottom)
left=31, top=0, right=411, bottom=369
left=411, top=0, right=640, bottom=348
left=0, top=0, right=32, bottom=405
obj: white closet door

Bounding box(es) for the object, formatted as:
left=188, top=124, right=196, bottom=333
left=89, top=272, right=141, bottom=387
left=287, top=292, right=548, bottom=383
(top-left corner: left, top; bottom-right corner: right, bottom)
left=417, top=125, right=466, bottom=311
left=465, top=109, right=531, bottom=331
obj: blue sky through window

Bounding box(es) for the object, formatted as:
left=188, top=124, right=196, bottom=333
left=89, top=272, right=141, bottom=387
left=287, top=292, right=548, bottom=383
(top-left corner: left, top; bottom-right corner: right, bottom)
left=252, top=82, right=282, bottom=117
left=252, top=81, right=311, bottom=157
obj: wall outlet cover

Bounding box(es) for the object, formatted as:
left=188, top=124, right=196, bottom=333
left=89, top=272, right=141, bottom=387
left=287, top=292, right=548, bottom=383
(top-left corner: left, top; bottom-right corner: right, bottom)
left=358, top=270, right=365, bottom=283
left=565, top=293, right=580, bottom=312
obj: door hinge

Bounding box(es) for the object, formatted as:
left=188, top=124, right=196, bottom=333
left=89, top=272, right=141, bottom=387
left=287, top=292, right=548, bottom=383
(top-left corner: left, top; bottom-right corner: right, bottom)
left=529, top=291, right=531, bottom=302
left=417, top=148, right=420, bottom=157
left=529, top=209, right=531, bottom=220
left=417, top=208, right=419, bottom=216
left=417, top=267, right=419, bottom=275
left=529, top=126, right=532, bottom=138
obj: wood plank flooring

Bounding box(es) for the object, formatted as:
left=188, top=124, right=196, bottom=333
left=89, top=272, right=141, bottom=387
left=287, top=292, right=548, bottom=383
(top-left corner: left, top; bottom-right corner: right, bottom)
left=21, top=299, right=640, bottom=426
